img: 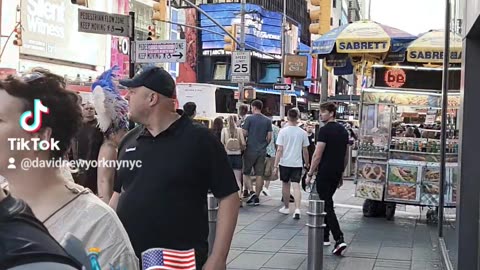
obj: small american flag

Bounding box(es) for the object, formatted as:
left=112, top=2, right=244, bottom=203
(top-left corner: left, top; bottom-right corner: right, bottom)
left=141, top=248, right=196, bottom=270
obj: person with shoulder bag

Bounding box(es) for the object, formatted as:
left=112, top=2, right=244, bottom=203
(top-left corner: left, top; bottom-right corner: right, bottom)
left=221, top=115, right=246, bottom=205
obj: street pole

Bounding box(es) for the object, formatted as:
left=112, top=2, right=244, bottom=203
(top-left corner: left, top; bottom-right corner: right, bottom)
left=129, top=11, right=135, bottom=79
left=321, top=61, right=328, bottom=102
left=239, top=0, right=246, bottom=103
left=368, top=0, right=372, bottom=20
left=280, top=0, right=286, bottom=119
left=438, top=0, right=451, bottom=238
left=168, top=0, right=172, bottom=40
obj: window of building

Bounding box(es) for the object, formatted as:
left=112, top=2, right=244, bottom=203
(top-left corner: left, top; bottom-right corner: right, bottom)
left=333, top=0, right=336, bottom=8
left=330, top=17, right=333, bottom=26
left=259, top=63, right=280, bottom=84
left=213, top=62, right=229, bottom=80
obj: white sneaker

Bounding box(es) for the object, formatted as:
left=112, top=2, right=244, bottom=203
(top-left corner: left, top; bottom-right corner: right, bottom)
left=279, top=206, right=290, bottom=215
left=293, top=209, right=301, bottom=219
left=262, top=187, right=271, bottom=196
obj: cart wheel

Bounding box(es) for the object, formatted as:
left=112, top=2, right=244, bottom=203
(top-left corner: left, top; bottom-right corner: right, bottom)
left=385, top=203, right=396, bottom=220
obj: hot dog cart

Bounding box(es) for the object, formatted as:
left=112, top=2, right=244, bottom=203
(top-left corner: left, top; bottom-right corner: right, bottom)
left=354, top=66, right=460, bottom=220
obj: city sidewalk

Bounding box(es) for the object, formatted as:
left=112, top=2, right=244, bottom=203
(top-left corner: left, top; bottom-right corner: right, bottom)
left=227, top=181, right=442, bottom=270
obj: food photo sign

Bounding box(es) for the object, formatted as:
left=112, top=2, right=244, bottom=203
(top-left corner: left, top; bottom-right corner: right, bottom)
left=355, top=160, right=387, bottom=201
left=385, top=162, right=421, bottom=202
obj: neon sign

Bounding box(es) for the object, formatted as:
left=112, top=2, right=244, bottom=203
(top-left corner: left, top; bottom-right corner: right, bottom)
left=384, top=69, right=406, bottom=88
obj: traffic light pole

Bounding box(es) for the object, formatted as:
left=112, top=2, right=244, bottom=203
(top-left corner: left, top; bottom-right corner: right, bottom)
left=238, top=0, right=246, bottom=103
left=279, top=0, right=287, bottom=119
left=321, top=64, right=328, bottom=102
left=129, top=11, right=135, bottom=79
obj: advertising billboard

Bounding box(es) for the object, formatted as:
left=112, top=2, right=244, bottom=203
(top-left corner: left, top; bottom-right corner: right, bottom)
left=110, top=0, right=130, bottom=79
left=200, top=3, right=282, bottom=55
left=20, top=0, right=107, bottom=66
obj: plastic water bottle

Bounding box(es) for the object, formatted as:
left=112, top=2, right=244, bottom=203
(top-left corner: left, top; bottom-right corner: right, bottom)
left=88, top=247, right=102, bottom=270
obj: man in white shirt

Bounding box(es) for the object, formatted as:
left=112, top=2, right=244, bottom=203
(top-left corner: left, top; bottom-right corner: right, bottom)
left=273, top=108, right=310, bottom=219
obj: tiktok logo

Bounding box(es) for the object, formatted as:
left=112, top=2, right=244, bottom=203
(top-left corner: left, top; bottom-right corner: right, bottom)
left=19, top=99, right=49, bottom=132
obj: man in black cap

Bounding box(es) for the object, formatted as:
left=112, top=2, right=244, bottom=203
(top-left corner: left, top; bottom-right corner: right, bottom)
left=114, top=66, right=240, bottom=270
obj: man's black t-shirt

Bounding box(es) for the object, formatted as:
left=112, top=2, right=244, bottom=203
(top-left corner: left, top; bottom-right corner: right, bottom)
left=0, top=191, right=82, bottom=269
left=307, top=133, right=315, bottom=161
left=114, top=113, right=239, bottom=258
left=316, top=122, right=349, bottom=181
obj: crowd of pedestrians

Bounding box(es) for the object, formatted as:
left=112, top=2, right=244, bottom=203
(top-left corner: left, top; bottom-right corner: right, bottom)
left=0, top=66, right=350, bottom=269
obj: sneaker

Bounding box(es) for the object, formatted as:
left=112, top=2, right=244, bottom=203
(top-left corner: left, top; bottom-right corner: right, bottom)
left=262, top=187, right=271, bottom=196
left=243, top=190, right=250, bottom=198
left=279, top=206, right=289, bottom=215
left=293, top=209, right=301, bottom=219
left=324, top=236, right=331, bottom=246
left=332, top=240, right=347, bottom=256
left=254, top=196, right=260, bottom=206
left=246, top=193, right=255, bottom=205
left=247, top=193, right=260, bottom=206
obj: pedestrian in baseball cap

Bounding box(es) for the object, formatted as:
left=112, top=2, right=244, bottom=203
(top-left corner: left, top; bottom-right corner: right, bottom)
left=113, top=66, right=240, bottom=270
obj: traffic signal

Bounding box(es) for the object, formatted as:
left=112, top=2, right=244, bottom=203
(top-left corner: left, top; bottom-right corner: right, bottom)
left=152, top=0, right=167, bottom=22
left=309, top=0, right=331, bottom=35
left=224, top=24, right=238, bottom=52
left=71, top=0, right=88, bottom=6
left=243, top=87, right=256, bottom=101
left=147, top=25, right=156, bottom=40
left=13, top=26, right=22, bottom=46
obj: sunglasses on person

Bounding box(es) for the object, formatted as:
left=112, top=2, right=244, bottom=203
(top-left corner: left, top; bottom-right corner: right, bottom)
left=20, top=72, right=46, bottom=83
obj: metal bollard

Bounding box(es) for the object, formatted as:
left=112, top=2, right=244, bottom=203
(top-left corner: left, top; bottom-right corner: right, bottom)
left=207, top=193, right=219, bottom=256
left=307, top=200, right=326, bottom=270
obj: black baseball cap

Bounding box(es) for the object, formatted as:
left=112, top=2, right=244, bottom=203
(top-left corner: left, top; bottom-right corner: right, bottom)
left=119, top=66, right=176, bottom=98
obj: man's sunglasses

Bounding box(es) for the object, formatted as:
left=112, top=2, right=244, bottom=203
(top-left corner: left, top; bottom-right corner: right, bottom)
left=21, top=72, right=45, bottom=83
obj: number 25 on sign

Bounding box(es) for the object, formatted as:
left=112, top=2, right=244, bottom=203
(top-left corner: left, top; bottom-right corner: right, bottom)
left=233, top=64, right=248, bottom=73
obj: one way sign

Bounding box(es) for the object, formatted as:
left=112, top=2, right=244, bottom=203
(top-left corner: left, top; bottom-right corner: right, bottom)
left=134, top=40, right=186, bottom=63
left=274, top=84, right=293, bottom=91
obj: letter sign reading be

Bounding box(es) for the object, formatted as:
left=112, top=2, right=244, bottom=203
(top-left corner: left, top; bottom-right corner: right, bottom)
left=384, top=69, right=406, bottom=88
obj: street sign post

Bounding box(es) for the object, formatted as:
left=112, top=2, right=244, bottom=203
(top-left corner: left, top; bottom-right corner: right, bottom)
left=274, top=83, right=293, bottom=91
left=78, top=9, right=130, bottom=37
left=134, top=40, right=186, bottom=63
left=231, top=51, right=250, bottom=83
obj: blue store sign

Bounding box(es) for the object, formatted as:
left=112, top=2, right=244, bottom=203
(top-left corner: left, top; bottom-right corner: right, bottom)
left=200, top=3, right=283, bottom=55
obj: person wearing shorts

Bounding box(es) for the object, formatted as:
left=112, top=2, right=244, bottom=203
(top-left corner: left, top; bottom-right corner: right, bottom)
left=273, top=108, right=310, bottom=219
left=242, top=100, right=273, bottom=206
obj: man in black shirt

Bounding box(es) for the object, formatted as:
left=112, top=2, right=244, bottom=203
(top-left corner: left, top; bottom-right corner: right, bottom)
left=0, top=189, right=82, bottom=269
left=115, top=66, right=240, bottom=270
left=71, top=102, right=104, bottom=193
left=306, top=102, right=349, bottom=256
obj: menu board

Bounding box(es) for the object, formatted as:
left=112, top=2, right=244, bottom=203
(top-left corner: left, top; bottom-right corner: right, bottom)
left=385, top=161, right=421, bottom=202
left=356, top=181, right=384, bottom=201
left=386, top=183, right=419, bottom=202
left=388, top=164, right=419, bottom=184
left=355, top=159, right=386, bottom=201
left=357, top=160, right=387, bottom=181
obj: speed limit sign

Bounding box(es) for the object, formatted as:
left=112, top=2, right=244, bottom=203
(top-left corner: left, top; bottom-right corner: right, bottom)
left=231, top=51, right=251, bottom=83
